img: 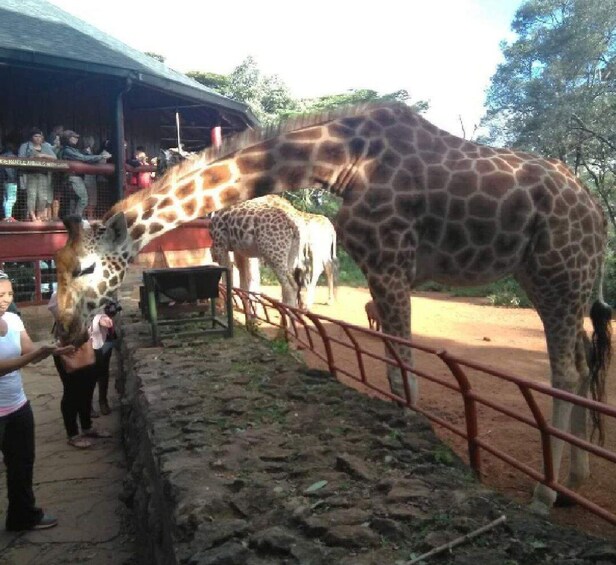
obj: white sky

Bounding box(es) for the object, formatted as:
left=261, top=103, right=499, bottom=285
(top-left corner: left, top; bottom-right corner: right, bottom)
left=47, top=0, right=522, bottom=137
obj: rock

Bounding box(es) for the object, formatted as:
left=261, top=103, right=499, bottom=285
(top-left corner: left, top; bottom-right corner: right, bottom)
left=249, top=526, right=298, bottom=555
left=323, top=525, right=380, bottom=548
left=193, top=519, right=250, bottom=550
left=335, top=453, right=376, bottom=481
left=188, top=540, right=250, bottom=565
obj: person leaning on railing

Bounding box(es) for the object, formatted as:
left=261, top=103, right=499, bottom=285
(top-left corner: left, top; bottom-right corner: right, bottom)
left=58, top=130, right=111, bottom=218
left=18, top=128, right=57, bottom=222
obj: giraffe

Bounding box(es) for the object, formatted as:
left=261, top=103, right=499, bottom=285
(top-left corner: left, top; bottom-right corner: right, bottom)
left=53, top=101, right=612, bottom=516
left=209, top=196, right=309, bottom=308
left=260, top=195, right=338, bottom=307
left=210, top=195, right=337, bottom=308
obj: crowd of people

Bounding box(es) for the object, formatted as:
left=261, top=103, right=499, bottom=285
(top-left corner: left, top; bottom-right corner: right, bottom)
left=0, top=127, right=156, bottom=222
left=0, top=270, right=122, bottom=531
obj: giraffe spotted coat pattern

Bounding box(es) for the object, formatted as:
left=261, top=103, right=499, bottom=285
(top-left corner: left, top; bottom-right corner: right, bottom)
left=54, top=102, right=611, bottom=516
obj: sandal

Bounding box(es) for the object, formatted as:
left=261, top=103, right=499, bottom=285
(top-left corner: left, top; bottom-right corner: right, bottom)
left=82, top=428, right=112, bottom=439
left=67, top=436, right=92, bottom=449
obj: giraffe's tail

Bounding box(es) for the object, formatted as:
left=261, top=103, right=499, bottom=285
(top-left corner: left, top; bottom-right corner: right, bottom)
left=589, top=299, right=612, bottom=445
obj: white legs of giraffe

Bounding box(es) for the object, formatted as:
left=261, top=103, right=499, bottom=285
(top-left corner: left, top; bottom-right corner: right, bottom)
left=304, top=219, right=337, bottom=309
left=233, top=254, right=261, bottom=293
left=519, top=271, right=595, bottom=515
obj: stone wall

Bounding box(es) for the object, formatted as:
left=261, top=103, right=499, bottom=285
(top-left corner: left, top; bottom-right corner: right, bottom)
left=115, top=290, right=616, bottom=565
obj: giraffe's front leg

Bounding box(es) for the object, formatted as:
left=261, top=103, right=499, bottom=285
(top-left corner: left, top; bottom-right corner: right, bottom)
left=369, top=280, right=417, bottom=406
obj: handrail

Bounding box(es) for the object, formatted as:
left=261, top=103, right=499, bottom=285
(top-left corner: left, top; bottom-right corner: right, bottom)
left=225, top=286, right=616, bottom=526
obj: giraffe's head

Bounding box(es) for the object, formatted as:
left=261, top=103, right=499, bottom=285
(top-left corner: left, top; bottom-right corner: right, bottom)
left=54, top=214, right=130, bottom=345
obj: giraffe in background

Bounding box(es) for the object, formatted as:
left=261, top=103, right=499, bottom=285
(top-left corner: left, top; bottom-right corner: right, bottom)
left=210, top=195, right=336, bottom=308
left=53, top=102, right=611, bottom=516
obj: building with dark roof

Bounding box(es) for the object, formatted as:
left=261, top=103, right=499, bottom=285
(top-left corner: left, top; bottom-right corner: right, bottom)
left=0, top=0, right=258, bottom=200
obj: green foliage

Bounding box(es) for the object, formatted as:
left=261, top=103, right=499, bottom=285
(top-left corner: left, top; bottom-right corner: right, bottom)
left=186, top=71, right=230, bottom=93
left=482, top=0, right=616, bottom=235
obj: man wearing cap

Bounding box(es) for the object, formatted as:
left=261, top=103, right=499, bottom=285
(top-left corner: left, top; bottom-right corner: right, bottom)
left=59, top=131, right=110, bottom=217
left=18, top=128, right=57, bottom=222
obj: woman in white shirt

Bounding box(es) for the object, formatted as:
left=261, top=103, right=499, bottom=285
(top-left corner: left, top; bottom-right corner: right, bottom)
left=0, top=270, right=69, bottom=531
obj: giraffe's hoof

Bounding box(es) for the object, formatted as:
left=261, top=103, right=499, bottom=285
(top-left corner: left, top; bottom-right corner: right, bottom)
left=527, top=499, right=551, bottom=517
left=554, top=492, right=577, bottom=508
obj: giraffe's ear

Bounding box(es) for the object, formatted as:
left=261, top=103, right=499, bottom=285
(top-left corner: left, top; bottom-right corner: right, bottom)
left=103, top=212, right=128, bottom=246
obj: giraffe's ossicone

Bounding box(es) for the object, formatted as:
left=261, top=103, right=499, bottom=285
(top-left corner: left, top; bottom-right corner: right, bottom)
left=54, top=101, right=612, bottom=515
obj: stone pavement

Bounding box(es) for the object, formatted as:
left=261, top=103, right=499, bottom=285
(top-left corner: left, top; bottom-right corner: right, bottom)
left=0, top=341, right=136, bottom=564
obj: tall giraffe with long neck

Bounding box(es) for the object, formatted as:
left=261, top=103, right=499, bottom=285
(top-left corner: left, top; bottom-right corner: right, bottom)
left=54, top=102, right=611, bottom=516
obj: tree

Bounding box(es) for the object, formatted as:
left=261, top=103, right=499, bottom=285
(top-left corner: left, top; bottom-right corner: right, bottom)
left=482, top=0, right=616, bottom=234
left=186, top=71, right=229, bottom=93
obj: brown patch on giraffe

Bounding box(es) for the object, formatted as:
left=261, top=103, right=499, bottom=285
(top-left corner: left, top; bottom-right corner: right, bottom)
left=366, top=139, right=385, bottom=158
left=316, top=141, right=347, bottom=165
left=446, top=149, right=466, bottom=161
left=142, top=207, right=155, bottom=221
left=157, top=211, right=178, bottom=224
left=364, top=161, right=395, bottom=184
left=176, top=182, right=197, bottom=201
left=475, top=159, right=497, bottom=175
left=220, top=188, right=241, bottom=205
left=479, top=171, right=515, bottom=196
left=202, top=165, right=232, bottom=188
left=381, top=150, right=401, bottom=168
left=358, top=120, right=383, bottom=138
left=109, top=276, right=119, bottom=287
left=328, top=123, right=355, bottom=139
left=502, top=191, right=532, bottom=231
left=449, top=197, right=467, bottom=221
left=467, top=219, right=496, bottom=246
left=235, top=153, right=276, bottom=175
left=426, top=167, right=451, bottom=190
left=279, top=165, right=307, bottom=186
left=468, top=194, right=498, bottom=218
left=371, top=108, right=397, bottom=127
left=148, top=223, right=165, bottom=236
left=392, top=169, right=418, bottom=191
left=182, top=199, right=198, bottom=217
left=158, top=196, right=174, bottom=210
left=395, top=193, right=426, bottom=217
left=97, top=281, right=107, bottom=295
left=443, top=224, right=468, bottom=253
left=449, top=171, right=477, bottom=197
left=202, top=195, right=216, bottom=212
left=494, top=233, right=522, bottom=256
left=130, top=225, right=146, bottom=241
left=428, top=191, right=449, bottom=217
left=278, top=143, right=313, bottom=161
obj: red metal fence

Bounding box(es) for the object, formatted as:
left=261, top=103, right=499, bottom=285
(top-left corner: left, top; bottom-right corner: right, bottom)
left=226, top=286, right=616, bottom=526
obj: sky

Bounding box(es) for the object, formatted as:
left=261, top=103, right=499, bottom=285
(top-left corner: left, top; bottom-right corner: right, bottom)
left=47, top=0, right=524, bottom=137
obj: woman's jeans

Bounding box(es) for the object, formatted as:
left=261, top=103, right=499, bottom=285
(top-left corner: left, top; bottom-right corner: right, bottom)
left=3, top=182, right=17, bottom=218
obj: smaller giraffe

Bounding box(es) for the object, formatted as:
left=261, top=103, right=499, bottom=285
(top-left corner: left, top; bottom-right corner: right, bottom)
left=209, top=197, right=309, bottom=308
left=264, top=196, right=337, bottom=307
left=210, top=195, right=337, bottom=308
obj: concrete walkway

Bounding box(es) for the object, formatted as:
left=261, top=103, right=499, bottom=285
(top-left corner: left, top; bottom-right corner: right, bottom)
left=0, top=351, right=136, bottom=564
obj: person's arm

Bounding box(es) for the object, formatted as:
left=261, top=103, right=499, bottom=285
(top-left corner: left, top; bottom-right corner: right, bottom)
left=0, top=344, right=57, bottom=377
left=38, top=143, right=57, bottom=160
left=17, top=142, right=28, bottom=158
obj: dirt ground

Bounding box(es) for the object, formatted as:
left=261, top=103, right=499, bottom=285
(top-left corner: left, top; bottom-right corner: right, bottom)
left=259, top=284, right=616, bottom=541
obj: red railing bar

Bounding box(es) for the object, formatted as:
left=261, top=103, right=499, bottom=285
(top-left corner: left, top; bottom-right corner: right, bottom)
left=229, top=288, right=616, bottom=527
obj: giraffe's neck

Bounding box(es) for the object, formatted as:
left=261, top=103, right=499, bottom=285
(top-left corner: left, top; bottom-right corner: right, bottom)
left=107, top=103, right=445, bottom=255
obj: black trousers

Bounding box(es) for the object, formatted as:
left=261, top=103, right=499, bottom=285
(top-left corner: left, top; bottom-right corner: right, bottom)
left=0, top=402, right=43, bottom=530
left=54, top=353, right=100, bottom=438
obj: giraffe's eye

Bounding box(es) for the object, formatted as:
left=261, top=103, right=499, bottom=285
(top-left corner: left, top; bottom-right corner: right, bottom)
left=72, top=263, right=96, bottom=278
